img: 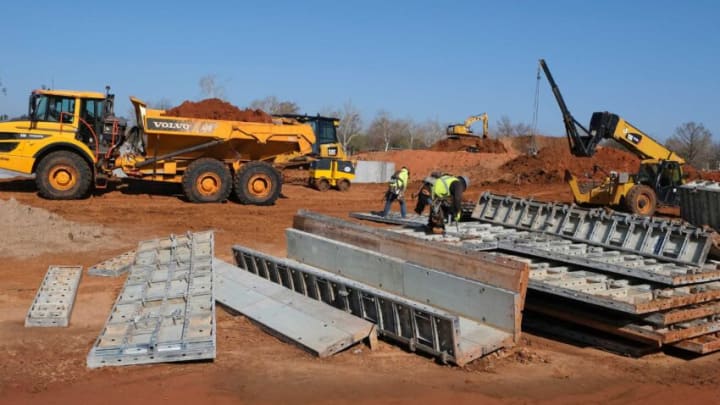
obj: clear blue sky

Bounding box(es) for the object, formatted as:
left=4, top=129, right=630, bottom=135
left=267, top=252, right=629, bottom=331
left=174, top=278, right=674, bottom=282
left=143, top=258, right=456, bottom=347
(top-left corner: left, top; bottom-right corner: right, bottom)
left=1, top=0, right=718, bottom=140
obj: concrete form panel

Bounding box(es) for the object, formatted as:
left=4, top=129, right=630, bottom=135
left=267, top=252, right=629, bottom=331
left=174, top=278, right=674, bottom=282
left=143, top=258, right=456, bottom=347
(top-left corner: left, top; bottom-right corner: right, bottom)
left=88, top=250, right=136, bottom=277
left=353, top=161, right=395, bottom=183
left=25, top=265, right=83, bottom=327
left=472, top=192, right=711, bottom=266
left=232, top=245, right=510, bottom=366
left=215, top=259, right=375, bottom=357
left=286, top=228, right=521, bottom=336
left=87, top=231, right=215, bottom=368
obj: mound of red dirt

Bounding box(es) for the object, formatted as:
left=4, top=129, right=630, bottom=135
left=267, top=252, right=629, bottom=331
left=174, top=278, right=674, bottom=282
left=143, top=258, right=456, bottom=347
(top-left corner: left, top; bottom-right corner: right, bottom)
left=163, top=98, right=273, bottom=123
left=430, top=137, right=507, bottom=153
left=501, top=138, right=639, bottom=184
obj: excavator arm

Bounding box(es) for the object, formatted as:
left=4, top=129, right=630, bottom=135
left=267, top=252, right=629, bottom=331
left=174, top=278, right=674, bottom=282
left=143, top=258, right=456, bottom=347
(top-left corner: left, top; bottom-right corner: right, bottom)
left=539, top=59, right=685, bottom=164
left=447, top=113, right=489, bottom=138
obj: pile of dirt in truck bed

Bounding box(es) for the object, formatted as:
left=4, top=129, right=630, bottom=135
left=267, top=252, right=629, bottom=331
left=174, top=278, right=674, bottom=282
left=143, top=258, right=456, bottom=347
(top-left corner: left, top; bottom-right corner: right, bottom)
left=430, top=137, right=507, bottom=153
left=0, top=198, right=116, bottom=258
left=163, top=98, right=273, bottom=123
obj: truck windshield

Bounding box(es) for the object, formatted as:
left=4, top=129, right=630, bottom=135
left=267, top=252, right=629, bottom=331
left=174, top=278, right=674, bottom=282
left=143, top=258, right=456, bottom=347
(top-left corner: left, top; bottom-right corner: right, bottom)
left=31, top=94, right=75, bottom=123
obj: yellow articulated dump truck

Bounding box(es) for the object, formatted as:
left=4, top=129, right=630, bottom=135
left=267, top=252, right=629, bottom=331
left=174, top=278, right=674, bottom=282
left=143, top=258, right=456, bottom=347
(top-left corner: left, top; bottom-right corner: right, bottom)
left=0, top=88, right=322, bottom=205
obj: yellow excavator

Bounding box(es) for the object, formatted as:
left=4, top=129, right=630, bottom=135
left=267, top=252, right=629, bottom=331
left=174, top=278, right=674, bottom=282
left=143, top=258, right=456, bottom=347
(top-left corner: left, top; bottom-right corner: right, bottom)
left=539, top=59, right=686, bottom=216
left=446, top=113, right=489, bottom=139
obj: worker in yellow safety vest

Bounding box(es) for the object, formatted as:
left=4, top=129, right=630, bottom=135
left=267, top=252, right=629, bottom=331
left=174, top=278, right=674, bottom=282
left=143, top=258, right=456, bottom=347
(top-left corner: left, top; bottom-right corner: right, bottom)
left=431, top=175, right=469, bottom=222
left=382, top=166, right=409, bottom=218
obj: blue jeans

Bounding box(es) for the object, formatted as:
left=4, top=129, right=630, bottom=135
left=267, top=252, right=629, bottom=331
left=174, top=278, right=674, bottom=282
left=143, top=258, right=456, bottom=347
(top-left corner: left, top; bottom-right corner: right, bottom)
left=382, top=194, right=406, bottom=218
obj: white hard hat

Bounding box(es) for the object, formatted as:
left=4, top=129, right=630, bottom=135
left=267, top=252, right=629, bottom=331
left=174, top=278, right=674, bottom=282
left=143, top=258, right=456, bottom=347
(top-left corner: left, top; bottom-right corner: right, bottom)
left=459, top=176, right=470, bottom=189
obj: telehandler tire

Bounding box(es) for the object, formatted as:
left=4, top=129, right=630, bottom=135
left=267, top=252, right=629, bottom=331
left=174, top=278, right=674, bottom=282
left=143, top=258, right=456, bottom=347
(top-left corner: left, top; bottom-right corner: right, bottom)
left=36, top=151, right=92, bottom=200
left=234, top=161, right=281, bottom=205
left=625, top=185, right=657, bottom=216
left=182, top=158, right=232, bottom=203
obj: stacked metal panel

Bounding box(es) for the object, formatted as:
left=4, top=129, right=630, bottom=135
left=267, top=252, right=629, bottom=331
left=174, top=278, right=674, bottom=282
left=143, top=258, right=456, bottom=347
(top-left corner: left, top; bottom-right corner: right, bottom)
left=351, top=191, right=720, bottom=356
left=232, top=244, right=514, bottom=366
left=87, top=231, right=215, bottom=368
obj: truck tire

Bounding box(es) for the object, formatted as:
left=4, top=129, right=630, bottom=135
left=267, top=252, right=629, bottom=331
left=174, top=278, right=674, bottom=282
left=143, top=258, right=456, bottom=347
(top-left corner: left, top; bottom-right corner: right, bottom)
left=182, top=158, right=232, bottom=203
left=625, top=185, right=657, bottom=216
left=234, top=161, right=281, bottom=205
left=337, top=179, right=351, bottom=192
left=36, top=151, right=92, bottom=200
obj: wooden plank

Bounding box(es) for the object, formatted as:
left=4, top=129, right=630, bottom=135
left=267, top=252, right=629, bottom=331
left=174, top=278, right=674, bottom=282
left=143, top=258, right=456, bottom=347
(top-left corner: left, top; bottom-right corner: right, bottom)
left=293, top=210, right=529, bottom=297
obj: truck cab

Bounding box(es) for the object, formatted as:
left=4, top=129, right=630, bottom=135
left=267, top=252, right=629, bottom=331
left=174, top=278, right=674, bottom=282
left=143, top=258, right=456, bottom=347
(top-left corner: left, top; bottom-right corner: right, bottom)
left=0, top=88, right=126, bottom=198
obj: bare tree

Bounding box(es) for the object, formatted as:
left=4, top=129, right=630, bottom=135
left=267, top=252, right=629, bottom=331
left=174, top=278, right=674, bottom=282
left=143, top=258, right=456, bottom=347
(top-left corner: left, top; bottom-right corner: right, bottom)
left=419, top=119, right=444, bottom=148
left=148, top=98, right=174, bottom=110
left=368, top=110, right=395, bottom=151
left=666, top=122, right=713, bottom=169
left=323, top=100, right=364, bottom=151
left=336, top=100, right=363, bottom=150
left=198, top=74, right=226, bottom=100
left=495, top=115, right=532, bottom=137
left=250, top=96, right=300, bottom=115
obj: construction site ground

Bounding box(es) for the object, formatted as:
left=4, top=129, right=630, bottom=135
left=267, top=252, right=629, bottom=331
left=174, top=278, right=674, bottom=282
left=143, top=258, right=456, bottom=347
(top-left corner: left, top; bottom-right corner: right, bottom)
left=2, top=137, right=720, bottom=404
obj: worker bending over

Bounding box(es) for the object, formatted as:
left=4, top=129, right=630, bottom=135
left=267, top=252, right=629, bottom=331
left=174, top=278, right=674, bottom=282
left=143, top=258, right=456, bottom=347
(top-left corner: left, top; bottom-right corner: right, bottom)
left=428, top=175, right=469, bottom=233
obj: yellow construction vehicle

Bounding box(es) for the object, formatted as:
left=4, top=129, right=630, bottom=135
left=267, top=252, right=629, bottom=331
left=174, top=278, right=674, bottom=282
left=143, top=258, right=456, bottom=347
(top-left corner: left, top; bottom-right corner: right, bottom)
left=446, top=113, right=489, bottom=139
left=539, top=59, right=685, bottom=216
left=274, top=114, right=355, bottom=192
left=0, top=87, right=325, bottom=205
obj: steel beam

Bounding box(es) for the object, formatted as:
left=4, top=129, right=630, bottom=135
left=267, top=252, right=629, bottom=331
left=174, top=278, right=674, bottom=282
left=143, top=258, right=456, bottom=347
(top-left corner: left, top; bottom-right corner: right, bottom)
left=25, top=265, right=83, bottom=327
left=232, top=245, right=509, bottom=366
left=87, top=231, right=215, bottom=368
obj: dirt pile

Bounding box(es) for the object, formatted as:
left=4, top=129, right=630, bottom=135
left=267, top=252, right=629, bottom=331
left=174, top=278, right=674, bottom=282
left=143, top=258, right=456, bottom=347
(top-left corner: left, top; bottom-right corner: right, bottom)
left=501, top=138, right=639, bottom=184
left=163, top=98, right=273, bottom=123
left=0, top=198, right=116, bottom=258
left=430, top=137, right=507, bottom=153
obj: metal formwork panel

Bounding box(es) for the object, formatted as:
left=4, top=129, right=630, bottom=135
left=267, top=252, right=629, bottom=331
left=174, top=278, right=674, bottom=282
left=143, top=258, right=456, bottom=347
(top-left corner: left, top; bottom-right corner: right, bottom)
left=25, top=266, right=83, bottom=327
left=499, top=235, right=720, bottom=286
left=232, top=245, right=507, bottom=366
left=285, top=228, right=521, bottom=336
left=389, top=226, right=720, bottom=314
left=88, top=250, right=136, bottom=277
left=215, top=259, right=376, bottom=357
left=381, top=218, right=717, bottom=286
left=679, top=181, right=720, bottom=230
left=472, top=192, right=711, bottom=266
left=87, top=231, right=215, bottom=368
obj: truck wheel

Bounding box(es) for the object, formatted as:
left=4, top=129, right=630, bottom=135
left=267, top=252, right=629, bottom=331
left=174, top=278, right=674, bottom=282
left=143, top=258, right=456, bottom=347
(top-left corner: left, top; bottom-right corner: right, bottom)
left=36, top=151, right=92, bottom=200
left=315, top=178, right=331, bottom=192
left=337, top=179, right=351, bottom=192
left=625, top=185, right=657, bottom=216
left=182, top=158, right=232, bottom=203
left=234, top=161, right=281, bottom=205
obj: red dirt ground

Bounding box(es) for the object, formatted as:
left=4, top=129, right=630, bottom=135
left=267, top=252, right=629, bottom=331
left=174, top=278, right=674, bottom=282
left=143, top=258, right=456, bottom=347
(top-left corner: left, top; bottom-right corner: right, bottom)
left=429, top=137, right=508, bottom=153
left=163, top=98, right=273, bottom=123
left=2, top=137, right=720, bottom=404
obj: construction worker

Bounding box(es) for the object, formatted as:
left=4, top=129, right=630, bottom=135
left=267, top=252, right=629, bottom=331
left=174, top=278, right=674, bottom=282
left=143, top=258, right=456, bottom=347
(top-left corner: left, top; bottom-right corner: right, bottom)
left=382, top=166, right=409, bottom=218
left=414, top=171, right=442, bottom=215
left=430, top=175, right=469, bottom=225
